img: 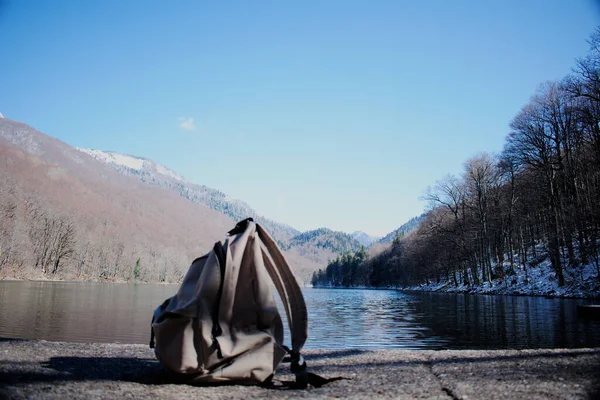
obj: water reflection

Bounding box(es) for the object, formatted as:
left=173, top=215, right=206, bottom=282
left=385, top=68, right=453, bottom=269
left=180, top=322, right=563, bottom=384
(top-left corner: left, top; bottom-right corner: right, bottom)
left=0, top=281, right=177, bottom=344
left=0, top=282, right=598, bottom=350
left=405, top=291, right=600, bottom=349
left=302, top=289, right=448, bottom=349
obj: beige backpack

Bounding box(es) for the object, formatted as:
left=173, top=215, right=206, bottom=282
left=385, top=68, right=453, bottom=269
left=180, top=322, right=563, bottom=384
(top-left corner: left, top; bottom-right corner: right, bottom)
left=150, top=218, right=332, bottom=387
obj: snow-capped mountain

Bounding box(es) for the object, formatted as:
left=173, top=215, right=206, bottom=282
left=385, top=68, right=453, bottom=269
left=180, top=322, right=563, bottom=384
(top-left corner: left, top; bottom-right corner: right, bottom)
left=77, top=148, right=184, bottom=182
left=0, top=117, right=236, bottom=283
left=77, top=148, right=300, bottom=245
left=0, top=119, right=326, bottom=282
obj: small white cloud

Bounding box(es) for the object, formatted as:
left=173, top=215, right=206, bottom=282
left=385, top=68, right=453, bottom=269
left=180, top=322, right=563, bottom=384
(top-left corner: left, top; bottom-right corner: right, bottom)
left=178, top=117, right=196, bottom=131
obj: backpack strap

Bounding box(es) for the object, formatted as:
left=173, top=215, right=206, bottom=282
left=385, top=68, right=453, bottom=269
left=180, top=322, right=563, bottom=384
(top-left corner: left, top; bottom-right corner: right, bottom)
left=256, top=223, right=344, bottom=389
left=226, top=219, right=307, bottom=352
left=255, top=224, right=313, bottom=386
left=256, top=224, right=307, bottom=352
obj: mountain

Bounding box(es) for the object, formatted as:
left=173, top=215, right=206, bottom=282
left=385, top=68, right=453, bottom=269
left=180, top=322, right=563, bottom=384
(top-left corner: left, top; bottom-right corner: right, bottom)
left=0, top=118, right=321, bottom=282
left=379, top=214, right=426, bottom=244
left=350, top=231, right=381, bottom=247
left=77, top=149, right=300, bottom=245
left=284, top=228, right=364, bottom=265
left=76, top=149, right=370, bottom=271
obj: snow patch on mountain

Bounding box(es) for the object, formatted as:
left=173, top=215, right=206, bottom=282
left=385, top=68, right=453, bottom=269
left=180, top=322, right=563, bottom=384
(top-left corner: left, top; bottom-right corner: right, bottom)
left=155, top=163, right=184, bottom=181
left=112, top=152, right=144, bottom=170
left=78, top=148, right=143, bottom=170
left=77, top=148, right=184, bottom=181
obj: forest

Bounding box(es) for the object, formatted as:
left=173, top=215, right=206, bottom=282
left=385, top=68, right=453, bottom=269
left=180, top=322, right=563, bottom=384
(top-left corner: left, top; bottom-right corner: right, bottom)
left=312, top=29, right=600, bottom=292
left=284, top=228, right=363, bottom=254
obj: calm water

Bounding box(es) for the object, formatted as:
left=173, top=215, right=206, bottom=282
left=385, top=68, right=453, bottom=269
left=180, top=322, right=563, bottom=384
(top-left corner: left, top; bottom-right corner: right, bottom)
left=0, top=281, right=599, bottom=350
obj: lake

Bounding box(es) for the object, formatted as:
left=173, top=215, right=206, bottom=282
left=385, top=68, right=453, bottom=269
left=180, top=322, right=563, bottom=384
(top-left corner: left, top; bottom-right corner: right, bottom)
left=0, top=281, right=599, bottom=350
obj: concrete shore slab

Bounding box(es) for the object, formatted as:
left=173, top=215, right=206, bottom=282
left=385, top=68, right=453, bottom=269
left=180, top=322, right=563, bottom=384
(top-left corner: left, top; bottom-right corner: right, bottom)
left=1, top=339, right=599, bottom=399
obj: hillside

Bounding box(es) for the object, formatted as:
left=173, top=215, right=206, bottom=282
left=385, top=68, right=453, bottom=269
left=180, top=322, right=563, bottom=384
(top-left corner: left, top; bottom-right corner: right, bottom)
left=379, top=214, right=425, bottom=244
left=77, top=148, right=373, bottom=271
left=351, top=231, right=381, bottom=247
left=284, top=228, right=364, bottom=265
left=0, top=118, right=321, bottom=282
left=77, top=149, right=299, bottom=245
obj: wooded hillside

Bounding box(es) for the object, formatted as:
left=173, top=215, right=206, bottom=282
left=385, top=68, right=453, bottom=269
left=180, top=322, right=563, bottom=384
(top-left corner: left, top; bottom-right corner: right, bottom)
left=313, top=28, right=600, bottom=292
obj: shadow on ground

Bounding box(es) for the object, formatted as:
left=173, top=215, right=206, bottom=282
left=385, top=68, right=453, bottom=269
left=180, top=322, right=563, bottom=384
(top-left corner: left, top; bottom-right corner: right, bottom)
left=1, top=357, right=167, bottom=385
left=1, top=347, right=599, bottom=398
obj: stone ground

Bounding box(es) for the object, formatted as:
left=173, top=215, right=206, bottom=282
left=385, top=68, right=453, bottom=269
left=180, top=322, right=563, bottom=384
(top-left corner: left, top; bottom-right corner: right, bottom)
left=1, top=339, right=599, bottom=399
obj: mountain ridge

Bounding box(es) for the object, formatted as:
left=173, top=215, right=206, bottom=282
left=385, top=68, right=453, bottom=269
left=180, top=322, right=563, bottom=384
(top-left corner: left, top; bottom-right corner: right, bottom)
left=351, top=231, right=381, bottom=247
left=74, top=148, right=395, bottom=268
left=0, top=118, right=327, bottom=282
left=0, top=116, right=422, bottom=284
left=77, top=148, right=300, bottom=245
left=78, top=148, right=415, bottom=246
left=0, top=117, right=235, bottom=282
left=379, top=214, right=426, bottom=243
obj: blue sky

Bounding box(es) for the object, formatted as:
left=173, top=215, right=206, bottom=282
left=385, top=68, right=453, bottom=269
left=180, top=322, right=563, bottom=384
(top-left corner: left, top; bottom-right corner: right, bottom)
left=0, top=1, right=598, bottom=236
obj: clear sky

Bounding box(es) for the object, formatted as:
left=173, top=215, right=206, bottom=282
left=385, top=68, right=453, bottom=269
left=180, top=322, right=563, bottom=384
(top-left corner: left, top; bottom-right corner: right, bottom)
left=0, top=1, right=598, bottom=236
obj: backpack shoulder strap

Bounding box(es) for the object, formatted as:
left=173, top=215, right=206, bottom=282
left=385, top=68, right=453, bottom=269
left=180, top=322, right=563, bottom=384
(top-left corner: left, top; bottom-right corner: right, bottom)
left=254, top=223, right=315, bottom=387
left=255, top=223, right=307, bottom=352
left=255, top=223, right=342, bottom=388
left=226, top=218, right=307, bottom=351
left=222, top=219, right=341, bottom=388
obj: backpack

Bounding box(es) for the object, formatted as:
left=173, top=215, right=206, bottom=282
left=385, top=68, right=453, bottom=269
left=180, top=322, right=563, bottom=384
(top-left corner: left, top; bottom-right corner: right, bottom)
left=149, top=218, right=331, bottom=388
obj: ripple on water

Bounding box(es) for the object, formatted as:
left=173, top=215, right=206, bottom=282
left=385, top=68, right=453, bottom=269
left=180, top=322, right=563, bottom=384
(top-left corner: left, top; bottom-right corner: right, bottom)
left=1, top=283, right=599, bottom=349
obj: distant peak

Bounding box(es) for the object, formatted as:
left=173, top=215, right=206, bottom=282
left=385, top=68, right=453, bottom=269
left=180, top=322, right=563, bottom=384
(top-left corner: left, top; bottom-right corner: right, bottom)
left=350, top=231, right=381, bottom=247
left=0, top=112, right=4, bottom=119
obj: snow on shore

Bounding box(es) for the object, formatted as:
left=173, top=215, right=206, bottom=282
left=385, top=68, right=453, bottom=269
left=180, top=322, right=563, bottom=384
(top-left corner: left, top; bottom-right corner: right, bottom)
left=406, top=255, right=600, bottom=299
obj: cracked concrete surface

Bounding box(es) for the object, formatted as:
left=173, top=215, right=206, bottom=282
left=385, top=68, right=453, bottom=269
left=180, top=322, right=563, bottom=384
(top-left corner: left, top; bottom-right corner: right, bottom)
left=1, top=339, right=599, bottom=399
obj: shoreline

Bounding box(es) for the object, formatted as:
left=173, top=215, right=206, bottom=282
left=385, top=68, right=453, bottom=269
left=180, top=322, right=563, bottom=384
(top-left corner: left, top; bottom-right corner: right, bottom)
left=400, top=287, right=600, bottom=300
left=3, top=276, right=599, bottom=299
left=311, top=285, right=600, bottom=300
left=0, top=276, right=178, bottom=285
left=312, top=280, right=600, bottom=300
left=1, top=339, right=599, bottom=399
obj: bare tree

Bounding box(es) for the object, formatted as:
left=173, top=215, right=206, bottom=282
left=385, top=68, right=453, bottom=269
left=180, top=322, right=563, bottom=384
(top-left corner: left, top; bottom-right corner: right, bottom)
left=424, top=175, right=477, bottom=285
left=50, top=216, right=75, bottom=274
left=0, top=177, right=18, bottom=269
left=506, top=88, right=566, bottom=286
left=463, top=153, right=499, bottom=285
